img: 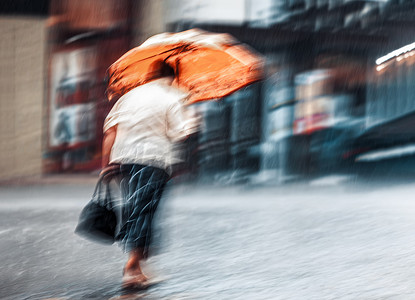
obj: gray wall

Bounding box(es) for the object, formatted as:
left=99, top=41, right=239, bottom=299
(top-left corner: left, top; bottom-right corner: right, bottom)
left=0, top=17, right=46, bottom=181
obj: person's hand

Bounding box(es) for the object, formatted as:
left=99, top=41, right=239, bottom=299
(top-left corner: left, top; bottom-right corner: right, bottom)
left=100, top=164, right=120, bottom=183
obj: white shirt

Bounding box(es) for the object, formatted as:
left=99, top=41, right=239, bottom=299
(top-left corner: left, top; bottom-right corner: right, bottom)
left=103, top=78, right=198, bottom=173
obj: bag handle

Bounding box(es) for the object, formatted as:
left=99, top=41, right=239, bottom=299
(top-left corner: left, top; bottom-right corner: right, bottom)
left=92, top=172, right=118, bottom=209
left=92, top=166, right=124, bottom=209
left=92, top=176, right=105, bottom=199
left=104, top=182, right=113, bottom=210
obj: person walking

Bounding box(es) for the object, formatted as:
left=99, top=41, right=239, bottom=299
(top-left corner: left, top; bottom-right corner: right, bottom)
left=101, top=61, right=198, bottom=289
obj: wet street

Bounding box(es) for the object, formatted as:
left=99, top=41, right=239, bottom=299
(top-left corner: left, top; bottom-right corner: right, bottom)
left=2, top=180, right=415, bottom=299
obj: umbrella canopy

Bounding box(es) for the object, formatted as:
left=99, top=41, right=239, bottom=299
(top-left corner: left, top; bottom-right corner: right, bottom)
left=106, top=29, right=263, bottom=104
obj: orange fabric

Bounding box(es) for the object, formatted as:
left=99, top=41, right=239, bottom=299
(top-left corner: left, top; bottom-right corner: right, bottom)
left=106, top=31, right=263, bottom=104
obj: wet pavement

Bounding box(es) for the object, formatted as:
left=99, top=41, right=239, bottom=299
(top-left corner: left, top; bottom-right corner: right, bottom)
left=2, top=180, right=415, bottom=299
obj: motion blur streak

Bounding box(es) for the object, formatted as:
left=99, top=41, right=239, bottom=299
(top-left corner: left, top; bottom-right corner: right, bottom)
left=2, top=0, right=415, bottom=299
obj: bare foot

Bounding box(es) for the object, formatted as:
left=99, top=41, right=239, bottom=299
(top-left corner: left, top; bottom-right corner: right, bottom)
left=123, top=263, right=148, bottom=289
left=122, top=248, right=151, bottom=289
left=122, top=272, right=148, bottom=290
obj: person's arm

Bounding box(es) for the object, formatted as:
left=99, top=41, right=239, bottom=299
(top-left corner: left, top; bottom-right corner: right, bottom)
left=100, top=125, right=118, bottom=177
left=102, top=125, right=117, bottom=167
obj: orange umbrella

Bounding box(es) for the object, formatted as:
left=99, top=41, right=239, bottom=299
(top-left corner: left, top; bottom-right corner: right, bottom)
left=106, top=29, right=264, bottom=104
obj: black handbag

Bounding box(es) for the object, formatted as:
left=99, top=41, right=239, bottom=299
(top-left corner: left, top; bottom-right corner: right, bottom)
left=75, top=176, right=118, bottom=244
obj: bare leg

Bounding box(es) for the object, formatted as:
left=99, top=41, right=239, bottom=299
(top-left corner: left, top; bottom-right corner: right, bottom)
left=122, top=248, right=148, bottom=288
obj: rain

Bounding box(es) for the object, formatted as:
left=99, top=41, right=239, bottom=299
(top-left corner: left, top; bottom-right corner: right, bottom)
left=2, top=0, right=415, bottom=299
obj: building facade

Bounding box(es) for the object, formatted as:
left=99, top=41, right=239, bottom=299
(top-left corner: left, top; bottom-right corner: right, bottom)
left=0, top=16, right=47, bottom=181
left=2, top=0, right=415, bottom=182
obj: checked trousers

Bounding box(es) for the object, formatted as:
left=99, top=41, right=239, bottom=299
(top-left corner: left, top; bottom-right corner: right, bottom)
left=116, top=164, right=169, bottom=256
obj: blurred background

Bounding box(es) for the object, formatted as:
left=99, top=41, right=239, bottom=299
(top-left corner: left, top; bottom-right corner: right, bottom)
left=1, top=0, right=415, bottom=185
left=4, top=2, right=415, bottom=299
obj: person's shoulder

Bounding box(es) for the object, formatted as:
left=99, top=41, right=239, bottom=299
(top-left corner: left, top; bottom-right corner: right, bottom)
left=160, top=84, right=188, bottom=105
left=120, top=80, right=188, bottom=106
left=120, top=84, right=158, bottom=105
left=124, top=84, right=150, bottom=97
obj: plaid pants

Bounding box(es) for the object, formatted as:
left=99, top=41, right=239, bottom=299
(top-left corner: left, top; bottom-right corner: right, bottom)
left=116, top=164, right=169, bottom=256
